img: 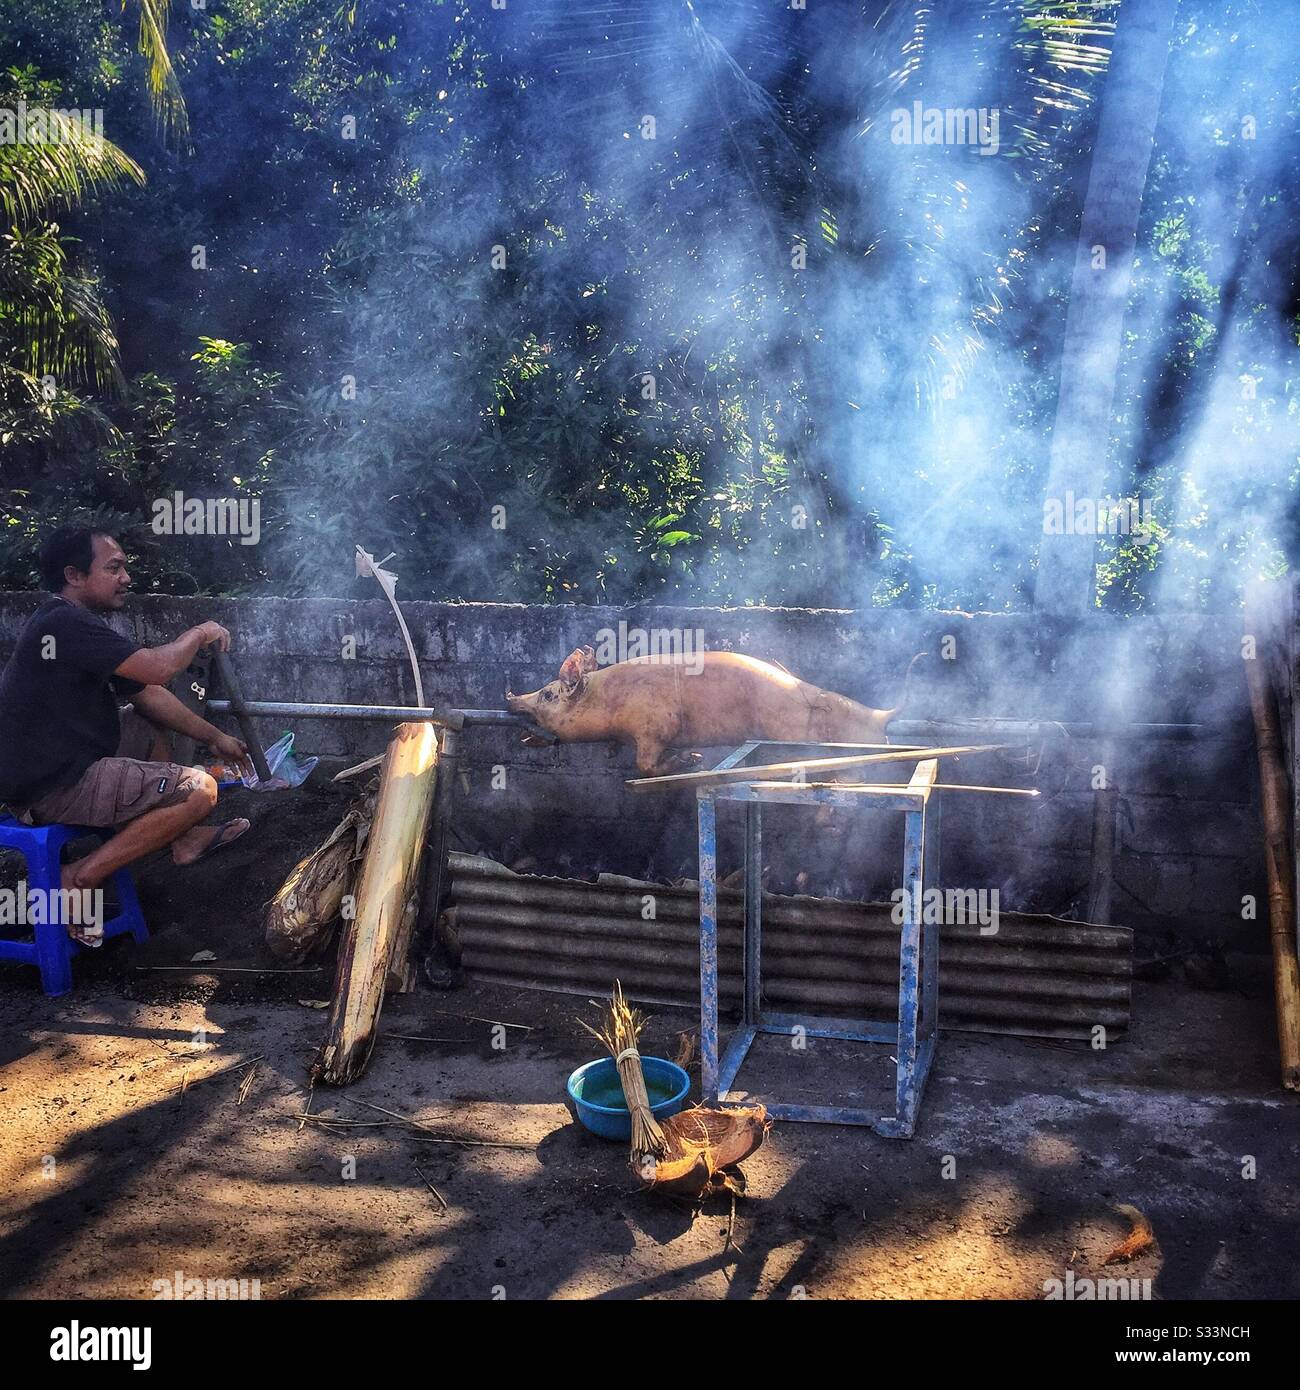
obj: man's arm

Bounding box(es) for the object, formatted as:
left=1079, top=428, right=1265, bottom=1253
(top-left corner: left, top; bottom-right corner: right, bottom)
left=114, top=622, right=230, bottom=687
left=129, top=684, right=252, bottom=776
left=129, top=685, right=228, bottom=745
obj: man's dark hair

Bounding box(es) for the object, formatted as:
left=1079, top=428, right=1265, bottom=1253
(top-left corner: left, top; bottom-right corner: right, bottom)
left=38, top=526, right=113, bottom=593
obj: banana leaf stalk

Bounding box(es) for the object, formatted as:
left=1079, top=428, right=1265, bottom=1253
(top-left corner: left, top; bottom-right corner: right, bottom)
left=312, top=723, right=440, bottom=1086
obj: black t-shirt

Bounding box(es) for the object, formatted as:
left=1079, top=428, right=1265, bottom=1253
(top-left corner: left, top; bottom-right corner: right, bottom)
left=0, top=596, right=144, bottom=807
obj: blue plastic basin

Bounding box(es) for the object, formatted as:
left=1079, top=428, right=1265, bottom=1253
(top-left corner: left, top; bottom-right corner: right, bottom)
left=566, top=1056, right=691, bottom=1140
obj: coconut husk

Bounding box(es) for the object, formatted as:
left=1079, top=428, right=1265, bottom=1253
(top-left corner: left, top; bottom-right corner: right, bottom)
left=634, top=1104, right=770, bottom=1198
left=264, top=792, right=374, bottom=963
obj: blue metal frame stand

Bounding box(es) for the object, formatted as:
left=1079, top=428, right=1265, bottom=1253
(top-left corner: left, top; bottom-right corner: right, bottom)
left=697, top=741, right=942, bottom=1138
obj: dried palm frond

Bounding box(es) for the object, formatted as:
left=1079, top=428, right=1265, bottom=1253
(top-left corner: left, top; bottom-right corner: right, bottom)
left=580, top=981, right=666, bottom=1162
left=264, top=792, right=374, bottom=963
left=636, top=1104, right=770, bottom=1200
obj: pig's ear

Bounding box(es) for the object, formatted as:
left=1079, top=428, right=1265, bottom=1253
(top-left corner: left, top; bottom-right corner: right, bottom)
left=579, top=645, right=597, bottom=672
left=558, top=648, right=590, bottom=694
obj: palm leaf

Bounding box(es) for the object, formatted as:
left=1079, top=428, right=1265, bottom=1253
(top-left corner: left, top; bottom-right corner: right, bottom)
left=0, top=225, right=126, bottom=394
left=856, top=0, right=1119, bottom=411
left=0, top=92, right=143, bottom=394
left=0, top=116, right=145, bottom=226
left=521, top=0, right=817, bottom=239
left=130, top=0, right=192, bottom=150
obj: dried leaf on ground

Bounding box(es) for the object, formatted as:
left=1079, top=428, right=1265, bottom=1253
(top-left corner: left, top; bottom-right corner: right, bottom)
left=1104, top=1203, right=1156, bottom=1264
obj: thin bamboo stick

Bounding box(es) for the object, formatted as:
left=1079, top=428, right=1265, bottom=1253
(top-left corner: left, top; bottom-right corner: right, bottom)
left=746, top=781, right=1038, bottom=796
left=625, top=743, right=1015, bottom=792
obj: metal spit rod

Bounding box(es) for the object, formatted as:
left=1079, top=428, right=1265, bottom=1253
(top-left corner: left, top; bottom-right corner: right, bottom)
left=204, top=700, right=548, bottom=733
left=889, top=719, right=1204, bottom=740
left=204, top=701, right=1201, bottom=743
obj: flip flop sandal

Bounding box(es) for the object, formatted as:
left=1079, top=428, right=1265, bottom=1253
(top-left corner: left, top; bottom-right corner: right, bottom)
left=189, top=818, right=251, bottom=864
left=67, top=921, right=104, bottom=949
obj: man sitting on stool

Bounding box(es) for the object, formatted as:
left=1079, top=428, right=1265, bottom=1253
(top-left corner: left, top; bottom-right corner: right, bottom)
left=0, top=526, right=253, bottom=945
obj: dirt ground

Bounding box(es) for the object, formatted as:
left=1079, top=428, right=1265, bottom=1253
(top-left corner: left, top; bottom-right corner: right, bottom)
left=1, top=769, right=1297, bottom=1300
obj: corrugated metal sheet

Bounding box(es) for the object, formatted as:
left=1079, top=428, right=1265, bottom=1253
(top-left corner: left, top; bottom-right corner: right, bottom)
left=443, top=853, right=1132, bottom=1040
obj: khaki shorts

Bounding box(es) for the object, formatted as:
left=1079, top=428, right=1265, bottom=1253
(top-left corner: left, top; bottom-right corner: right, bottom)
left=25, top=710, right=203, bottom=830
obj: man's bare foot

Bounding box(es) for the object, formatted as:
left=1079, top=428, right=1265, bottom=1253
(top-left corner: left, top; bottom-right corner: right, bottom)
left=59, top=863, right=104, bottom=947
left=172, top=818, right=251, bottom=866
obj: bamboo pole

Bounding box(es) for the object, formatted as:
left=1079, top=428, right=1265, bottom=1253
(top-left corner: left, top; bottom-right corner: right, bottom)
left=1243, top=587, right=1300, bottom=1090
left=747, top=781, right=1038, bottom=796
left=625, top=743, right=1014, bottom=792
left=311, top=722, right=440, bottom=1086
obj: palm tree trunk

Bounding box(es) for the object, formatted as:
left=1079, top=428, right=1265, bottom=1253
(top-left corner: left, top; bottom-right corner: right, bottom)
left=1033, top=0, right=1181, bottom=617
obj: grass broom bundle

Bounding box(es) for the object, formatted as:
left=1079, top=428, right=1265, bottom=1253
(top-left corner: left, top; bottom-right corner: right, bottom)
left=581, top=982, right=667, bottom=1163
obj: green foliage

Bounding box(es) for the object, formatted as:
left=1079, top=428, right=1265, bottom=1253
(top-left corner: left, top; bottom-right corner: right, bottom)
left=0, top=66, right=143, bottom=407
left=0, top=0, right=1295, bottom=613
left=0, top=338, right=282, bottom=592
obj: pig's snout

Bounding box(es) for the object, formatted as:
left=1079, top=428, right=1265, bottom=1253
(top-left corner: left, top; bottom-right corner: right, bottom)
left=507, top=687, right=554, bottom=745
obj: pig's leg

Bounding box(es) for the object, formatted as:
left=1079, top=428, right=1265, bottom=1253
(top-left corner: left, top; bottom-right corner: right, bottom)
left=631, top=705, right=689, bottom=775
left=633, top=737, right=669, bottom=776
left=637, top=747, right=705, bottom=777
left=664, top=750, right=704, bottom=772
left=633, top=736, right=703, bottom=776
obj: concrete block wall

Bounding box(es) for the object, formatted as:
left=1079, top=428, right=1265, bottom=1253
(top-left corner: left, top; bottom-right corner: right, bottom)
left=0, top=591, right=1264, bottom=945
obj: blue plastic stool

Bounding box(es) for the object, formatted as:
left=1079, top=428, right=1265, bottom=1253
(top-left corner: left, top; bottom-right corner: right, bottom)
left=0, top=813, right=149, bottom=997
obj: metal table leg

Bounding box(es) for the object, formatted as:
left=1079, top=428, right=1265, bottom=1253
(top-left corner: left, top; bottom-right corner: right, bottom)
left=698, top=790, right=720, bottom=1105
left=695, top=745, right=946, bottom=1137
left=744, top=801, right=762, bottom=1025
